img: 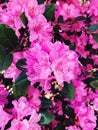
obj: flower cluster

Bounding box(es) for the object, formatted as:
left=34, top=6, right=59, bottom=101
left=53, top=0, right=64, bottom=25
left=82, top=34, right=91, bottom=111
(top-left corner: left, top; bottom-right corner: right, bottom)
left=0, top=0, right=98, bottom=130
left=24, top=41, right=80, bottom=90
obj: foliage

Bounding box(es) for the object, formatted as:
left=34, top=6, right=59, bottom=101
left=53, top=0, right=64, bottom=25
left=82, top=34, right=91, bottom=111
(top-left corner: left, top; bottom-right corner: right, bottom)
left=0, top=0, right=98, bottom=129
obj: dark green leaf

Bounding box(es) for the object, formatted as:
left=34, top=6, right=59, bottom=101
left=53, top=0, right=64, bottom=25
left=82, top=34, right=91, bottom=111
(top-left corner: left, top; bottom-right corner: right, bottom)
left=13, top=72, right=30, bottom=99
left=37, top=0, right=45, bottom=4
left=69, top=44, right=75, bottom=50
left=20, top=12, right=28, bottom=26
left=88, top=24, right=98, bottom=32
left=90, top=80, right=98, bottom=89
left=61, top=81, right=75, bottom=100
left=39, top=112, right=54, bottom=125
left=0, top=24, right=18, bottom=50
left=75, top=16, right=86, bottom=21
left=16, top=58, right=26, bottom=71
left=58, top=15, right=63, bottom=23
left=64, top=105, right=75, bottom=118
left=40, top=97, right=52, bottom=109
left=51, top=0, right=56, bottom=3
left=0, top=49, right=13, bottom=74
left=92, top=33, right=98, bottom=43
left=43, top=3, right=55, bottom=21
left=54, top=124, right=65, bottom=130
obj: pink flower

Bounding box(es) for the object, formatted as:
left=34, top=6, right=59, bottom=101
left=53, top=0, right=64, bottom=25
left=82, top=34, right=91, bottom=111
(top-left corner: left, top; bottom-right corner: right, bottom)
left=55, top=3, right=80, bottom=21
left=28, top=110, right=41, bottom=130
left=0, top=105, right=12, bottom=130
left=71, top=103, right=96, bottom=130
left=72, top=80, right=87, bottom=102
left=24, top=0, right=45, bottom=19
left=12, top=97, right=33, bottom=120
left=24, top=41, right=80, bottom=88
left=8, top=119, right=29, bottom=130
left=74, top=33, right=89, bottom=58
left=24, top=43, right=52, bottom=90
left=0, top=1, right=23, bottom=36
left=27, top=85, right=41, bottom=111
left=67, top=126, right=80, bottom=130
left=70, top=81, right=96, bottom=130
left=28, top=15, right=52, bottom=43
left=88, top=0, right=98, bottom=16
left=0, top=0, right=52, bottom=39
left=9, top=103, right=41, bottom=130
left=9, top=112, right=41, bottom=130
left=0, top=85, right=8, bottom=105
left=52, top=101, right=63, bottom=115
left=50, top=42, right=80, bottom=85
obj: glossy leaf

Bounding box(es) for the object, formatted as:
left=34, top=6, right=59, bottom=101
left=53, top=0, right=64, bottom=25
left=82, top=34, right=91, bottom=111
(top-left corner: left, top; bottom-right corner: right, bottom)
left=44, top=3, right=55, bottom=21
left=64, top=106, right=75, bottom=118
left=75, top=16, right=86, bottom=21
left=0, top=24, right=18, bottom=50
left=16, top=58, right=26, bottom=71
left=39, top=112, right=54, bottom=125
left=0, top=49, right=13, bottom=74
left=37, top=0, right=45, bottom=4
left=13, top=72, right=30, bottom=99
left=58, top=15, right=63, bottom=23
left=88, top=24, right=98, bottom=32
left=90, top=80, right=98, bottom=89
left=40, top=97, right=52, bottom=110
left=20, top=12, right=28, bottom=26
left=61, top=81, right=75, bottom=100
left=92, top=33, right=98, bottom=43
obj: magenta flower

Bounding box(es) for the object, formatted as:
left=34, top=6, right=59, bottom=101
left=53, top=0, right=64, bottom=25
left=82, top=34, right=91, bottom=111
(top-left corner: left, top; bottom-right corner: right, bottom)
left=50, top=42, right=80, bottom=86
left=0, top=85, right=8, bottom=105
left=27, top=85, right=41, bottom=111
left=0, top=105, right=12, bottom=130
left=55, top=3, right=80, bottom=21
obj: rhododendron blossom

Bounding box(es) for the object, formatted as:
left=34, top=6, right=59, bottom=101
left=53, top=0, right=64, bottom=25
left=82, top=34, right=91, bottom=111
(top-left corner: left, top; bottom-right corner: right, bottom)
left=50, top=42, right=80, bottom=85
left=24, top=42, right=80, bottom=88
left=0, top=0, right=98, bottom=129
left=0, top=85, right=8, bottom=105
left=0, top=105, right=12, bottom=130
left=55, top=2, right=80, bottom=21
left=27, top=85, right=41, bottom=111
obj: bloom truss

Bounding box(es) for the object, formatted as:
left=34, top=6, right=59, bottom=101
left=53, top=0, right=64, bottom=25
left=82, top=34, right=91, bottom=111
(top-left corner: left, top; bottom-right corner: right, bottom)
left=0, top=0, right=98, bottom=130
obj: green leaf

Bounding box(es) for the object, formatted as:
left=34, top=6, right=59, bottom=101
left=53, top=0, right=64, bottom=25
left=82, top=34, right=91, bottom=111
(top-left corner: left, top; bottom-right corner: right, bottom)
left=20, top=12, right=28, bottom=26
left=16, top=58, right=26, bottom=71
left=88, top=24, right=98, bottom=32
left=75, top=16, right=86, bottom=21
left=37, top=0, right=45, bottom=4
left=0, top=49, right=13, bottom=74
left=0, top=24, right=18, bottom=50
left=63, top=105, right=75, bottom=118
left=69, top=44, right=75, bottom=50
left=90, top=80, right=98, bottom=89
left=54, top=124, right=65, bottom=130
left=13, top=72, right=30, bottom=99
left=58, top=15, right=63, bottom=23
left=61, top=81, right=75, bottom=100
left=43, top=3, right=55, bottom=21
left=40, top=97, right=52, bottom=110
left=39, top=112, right=54, bottom=125
left=92, top=33, right=98, bottom=43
